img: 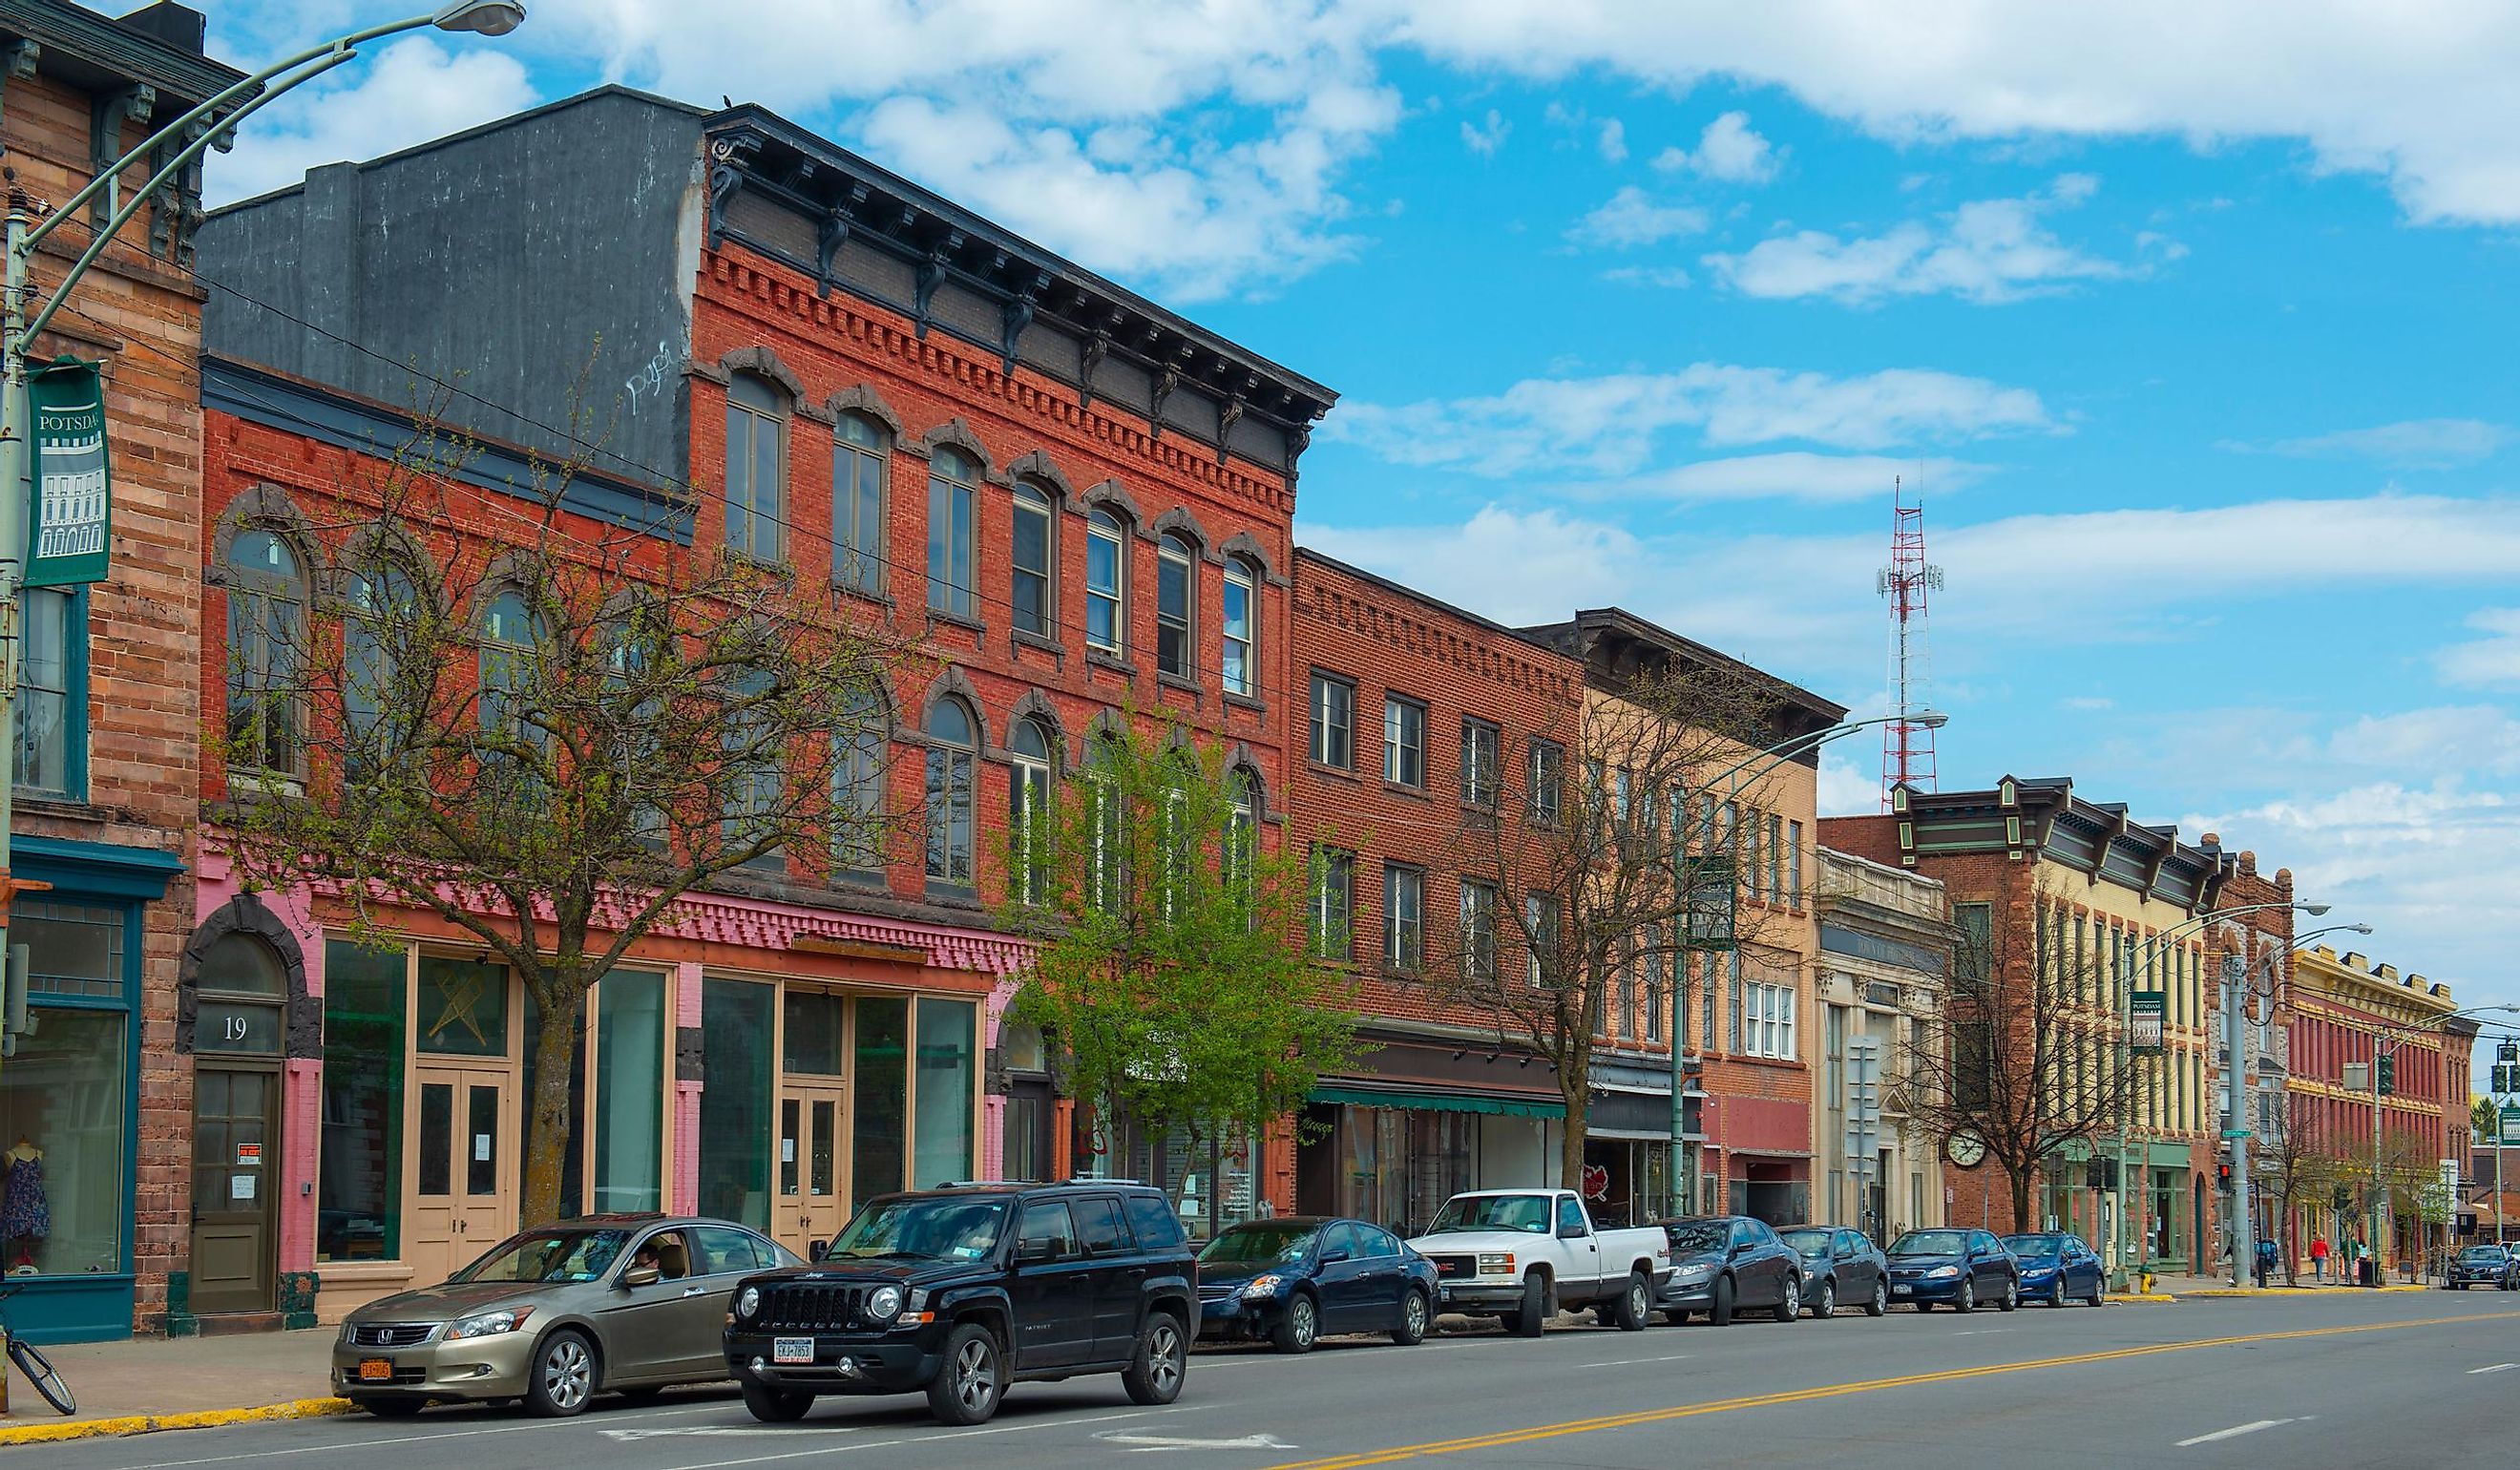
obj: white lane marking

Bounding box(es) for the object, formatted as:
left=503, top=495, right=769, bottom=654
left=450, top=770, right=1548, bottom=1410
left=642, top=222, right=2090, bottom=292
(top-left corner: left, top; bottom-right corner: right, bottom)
left=2177, top=1418, right=2300, bottom=1447
left=118, top=1406, right=725, bottom=1469
left=2467, top=1362, right=2517, bottom=1375
left=606, top=1426, right=861, bottom=1440
left=1950, top=1330, right=2010, bottom=1337
left=1096, top=1429, right=1297, bottom=1451
left=656, top=1404, right=1203, bottom=1470
left=1578, top=1354, right=1696, bottom=1366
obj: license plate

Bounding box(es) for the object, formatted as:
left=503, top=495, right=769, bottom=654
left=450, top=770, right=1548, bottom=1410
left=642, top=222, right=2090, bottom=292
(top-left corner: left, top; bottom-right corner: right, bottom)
left=1891, top=1285, right=1911, bottom=1295
left=1438, top=1288, right=1453, bottom=1305
left=773, top=1336, right=814, bottom=1365
left=358, top=1358, right=394, bottom=1381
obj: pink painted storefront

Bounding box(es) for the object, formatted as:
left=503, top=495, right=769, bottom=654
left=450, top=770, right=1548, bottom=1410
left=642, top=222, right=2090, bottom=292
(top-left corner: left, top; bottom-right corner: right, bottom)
left=186, top=850, right=1034, bottom=1325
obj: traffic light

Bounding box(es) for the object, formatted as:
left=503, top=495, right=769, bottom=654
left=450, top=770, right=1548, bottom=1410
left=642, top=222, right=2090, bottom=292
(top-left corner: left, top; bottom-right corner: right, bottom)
left=2376, top=1052, right=2395, bottom=1097
left=2216, top=1162, right=2233, bottom=1187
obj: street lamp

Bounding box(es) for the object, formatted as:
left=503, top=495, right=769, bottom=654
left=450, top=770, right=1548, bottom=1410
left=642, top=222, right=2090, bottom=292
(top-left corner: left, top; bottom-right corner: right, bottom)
left=1667, top=708, right=1947, bottom=1219
left=2215, top=921, right=2373, bottom=1287
left=0, top=7, right=527, bottom=921
left=2361, top=1003, right=2520, bottom=1285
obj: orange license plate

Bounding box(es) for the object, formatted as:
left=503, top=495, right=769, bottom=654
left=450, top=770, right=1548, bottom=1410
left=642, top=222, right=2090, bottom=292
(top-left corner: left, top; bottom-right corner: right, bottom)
left=358, top=1359, right=394, bottom=1381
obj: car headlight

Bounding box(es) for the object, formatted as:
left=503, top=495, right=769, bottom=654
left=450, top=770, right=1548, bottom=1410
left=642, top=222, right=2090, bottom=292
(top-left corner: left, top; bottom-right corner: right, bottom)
left=1926, top=1266, right=1960, bottom=1280
left=1672, top=1263, right=1714, bottom=1283
left=447, top=1307, right=533, bottom=1340
left=864, top=1285, right=905, bottom=1323
left=1240, top=1274, right=1284, bottom=1297
left=736, top=1286, right=762, bottom=1320
left=1476, top=1252, right=1515, bottom=1276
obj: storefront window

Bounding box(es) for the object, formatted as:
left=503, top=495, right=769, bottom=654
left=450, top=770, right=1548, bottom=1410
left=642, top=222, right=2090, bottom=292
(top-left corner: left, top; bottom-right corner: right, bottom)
left=700, top=978, right=774, bottom=1228
left=417, top=956, right=508, bottom=1056
left=913, top=999, right=975, bottom=1188
left=0, top=1008, right=125, bottom=1275
left=1333, top=1106, right=1475, bottom=1237
left=592, top=972, right=665, bottom=1213
left=783, top=989, right=845, bottom=1076
left=16, top=900, right=120, bottom=999
left=320, top=941, right=404, bottom=1262
left=851, top=997, right=909, bottom=1203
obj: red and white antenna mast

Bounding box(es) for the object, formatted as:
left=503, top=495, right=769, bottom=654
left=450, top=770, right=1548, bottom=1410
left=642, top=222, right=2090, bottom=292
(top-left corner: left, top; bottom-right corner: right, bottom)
left=1878, top=475, right=1943, bottom=807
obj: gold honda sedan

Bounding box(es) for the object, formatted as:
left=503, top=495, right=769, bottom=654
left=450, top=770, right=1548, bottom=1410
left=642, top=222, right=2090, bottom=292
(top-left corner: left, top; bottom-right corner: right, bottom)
left=332, top=1214, right=802, bottom=1418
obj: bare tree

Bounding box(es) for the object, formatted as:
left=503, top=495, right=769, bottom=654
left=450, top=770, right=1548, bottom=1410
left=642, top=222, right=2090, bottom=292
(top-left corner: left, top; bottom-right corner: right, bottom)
left=1409, top=662, right=1791, bottom=1194
left=1894, top=873, right=2145, bottom=1231
left=2254, top=1091, right=2355, bottom=1285
left=214, top=413, right=910, bottom=1224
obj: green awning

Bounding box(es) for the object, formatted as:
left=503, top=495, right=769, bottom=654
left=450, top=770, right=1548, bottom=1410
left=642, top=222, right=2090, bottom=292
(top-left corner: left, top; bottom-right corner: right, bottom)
left=1310, top=1085, right=1565, bottom=1120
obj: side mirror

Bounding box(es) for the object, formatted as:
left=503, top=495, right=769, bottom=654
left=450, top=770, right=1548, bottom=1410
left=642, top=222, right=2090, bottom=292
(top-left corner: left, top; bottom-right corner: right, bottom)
left=1319, top=1248, right=1352, bottom=1264
left=808, top=1239, right=830, bottom=1263
left=621, top=1265, right=661, bottom=1289
left=1018, top=1237, right=1059, bottom=1265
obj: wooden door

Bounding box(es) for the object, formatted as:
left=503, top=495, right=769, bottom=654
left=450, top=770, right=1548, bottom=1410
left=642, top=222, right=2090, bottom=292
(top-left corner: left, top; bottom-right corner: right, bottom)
left=406, top=1065, right=515, bottom=1284
left=771, top=1084, right=850, bottom=1256
left=189, top=1065, right=279, bottom=1314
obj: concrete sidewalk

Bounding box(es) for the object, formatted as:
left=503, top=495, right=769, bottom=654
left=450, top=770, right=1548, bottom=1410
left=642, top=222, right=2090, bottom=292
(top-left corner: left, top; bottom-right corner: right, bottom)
left=0, top=1329, right=348, bottom=1447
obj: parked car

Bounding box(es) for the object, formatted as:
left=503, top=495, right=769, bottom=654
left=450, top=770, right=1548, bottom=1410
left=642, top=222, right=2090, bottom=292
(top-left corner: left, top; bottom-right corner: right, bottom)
left=1195, top=1217, right=1439, bottom=1352
left=723, top=1181, right=1197, bottom=1426
left=2001, top=1232, right=2107, bottom=1307
left=1778, top=1226, right=1888, bottom=1317
left=1884, top=1228, right=2019, bottom=1312
left=2446, top=1244, right=2517, bottom=1291
left=333, top=1214, right=800, bottom=1418
left=1408, top=1189, right=1673, bottom=1336
left=1655, top=1215, right=1803, bottom=1325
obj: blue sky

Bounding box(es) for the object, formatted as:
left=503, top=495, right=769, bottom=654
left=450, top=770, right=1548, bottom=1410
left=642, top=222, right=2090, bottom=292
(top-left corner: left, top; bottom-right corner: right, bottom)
left=199, top=3, right=2520, bottom=1058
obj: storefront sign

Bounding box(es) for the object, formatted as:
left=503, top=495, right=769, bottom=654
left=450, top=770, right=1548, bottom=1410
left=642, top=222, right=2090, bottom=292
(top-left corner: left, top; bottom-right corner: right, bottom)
left=25, top=357, right=111, bottom=587
left=231, top=1173, right=257, bottom=1201
left=2130, top=991, right=2166, bottom=1053
left=2502, top=1104, right=2520, bottom=1144
left=236, top=1142, right=262, bottom=1165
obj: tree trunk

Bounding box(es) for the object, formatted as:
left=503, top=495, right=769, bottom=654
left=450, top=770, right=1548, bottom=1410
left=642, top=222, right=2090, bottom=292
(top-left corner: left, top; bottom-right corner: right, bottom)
left=1560, top=1102, right=1589, bottom=1194
left=520, top=978, right=588, bottom=1226
left=2009, top=1166, right=2035, bottom=1235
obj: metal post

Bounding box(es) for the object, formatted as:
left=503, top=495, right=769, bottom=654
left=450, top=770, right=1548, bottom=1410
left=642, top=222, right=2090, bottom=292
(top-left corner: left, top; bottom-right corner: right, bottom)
left=0, top=189, right=32, bottom=914
left=2113, top=935, right=2130, bottom=1286
left=2225, top=953, right=2251, bottom=1287
left=2371, top=1040, right=2385, bottom=1284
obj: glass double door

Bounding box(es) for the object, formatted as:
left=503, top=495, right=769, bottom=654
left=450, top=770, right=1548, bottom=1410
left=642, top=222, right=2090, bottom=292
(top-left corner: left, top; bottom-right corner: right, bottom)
left=774, top=1083, right=850, bottom=1252
left=406, top=1064, right=515, bottom=1285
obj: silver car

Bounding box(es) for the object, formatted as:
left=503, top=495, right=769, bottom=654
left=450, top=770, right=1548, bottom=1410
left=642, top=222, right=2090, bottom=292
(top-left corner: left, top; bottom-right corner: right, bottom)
left=332, top=1213, right=802, bottom=1418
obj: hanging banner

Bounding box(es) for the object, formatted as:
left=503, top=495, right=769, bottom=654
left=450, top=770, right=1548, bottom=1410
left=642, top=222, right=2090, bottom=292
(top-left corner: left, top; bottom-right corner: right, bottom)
left=2130, top=991, right=2167, bottom=1053
left=25, top=356, right=110, bottom=587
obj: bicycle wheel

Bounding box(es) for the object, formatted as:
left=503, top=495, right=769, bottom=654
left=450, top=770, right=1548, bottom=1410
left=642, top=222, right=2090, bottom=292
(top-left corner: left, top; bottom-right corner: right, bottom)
left=9, top=1335, right=76, bottom=1416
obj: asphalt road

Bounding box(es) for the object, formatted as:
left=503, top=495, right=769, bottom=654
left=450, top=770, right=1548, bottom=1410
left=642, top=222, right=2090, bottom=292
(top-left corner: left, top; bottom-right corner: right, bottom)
left=30, top=1292, right=2520, bottom=1470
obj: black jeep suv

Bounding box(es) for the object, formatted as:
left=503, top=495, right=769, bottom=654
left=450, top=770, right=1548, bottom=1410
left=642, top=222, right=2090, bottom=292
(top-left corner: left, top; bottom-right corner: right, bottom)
left=724, top=1181, right=1198, bottom=1425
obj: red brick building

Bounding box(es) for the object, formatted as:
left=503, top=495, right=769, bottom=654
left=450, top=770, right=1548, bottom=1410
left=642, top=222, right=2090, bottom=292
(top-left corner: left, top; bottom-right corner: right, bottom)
left=189, top=87, right=1332, bottom=1325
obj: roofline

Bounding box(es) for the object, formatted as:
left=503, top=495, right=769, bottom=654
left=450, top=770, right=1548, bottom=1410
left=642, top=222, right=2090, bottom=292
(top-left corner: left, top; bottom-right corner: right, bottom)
left=1294, top=546, right=1581, bottom=662
left=0, top=0, right=248, bottom=106
left=1526, top=606, right=1850, bottom=724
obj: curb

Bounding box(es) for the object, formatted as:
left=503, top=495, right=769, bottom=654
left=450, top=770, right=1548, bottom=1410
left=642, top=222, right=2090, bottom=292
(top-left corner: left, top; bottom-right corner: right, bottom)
left=2104, top=1293, right=2179, bottom=1305
left=0, top=1396, right=356, bottom=1447
left=2183, top=1285, right=2430, bottom=1298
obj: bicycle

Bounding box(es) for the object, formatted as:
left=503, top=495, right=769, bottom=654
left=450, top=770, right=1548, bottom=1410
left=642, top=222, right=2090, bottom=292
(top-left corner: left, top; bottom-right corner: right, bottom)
left=0, top=1284, right=76, bottom=1416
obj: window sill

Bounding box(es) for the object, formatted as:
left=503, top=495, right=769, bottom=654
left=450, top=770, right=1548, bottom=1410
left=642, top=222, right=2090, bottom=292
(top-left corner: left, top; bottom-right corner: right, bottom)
left=1085, top=649, right=1138, bottom=679
left=723, top=550, right=796, bottom=580
left=1304, top=759, right=1361, bottom=785
left=830, top=578, right=892, bottom=608
left=1010, top=628, right=1066, bottom=662
left=1224, top=691, right=1266, bottom=716
left=1156, top=672, right=1205, bottom=706
left=1380, top=781, right=1431, bottom=803
left=11, top=791, right=98, bottom=819
left=925, top=608, right=988, bottom=639
left=924, top=881, right=981, bottom=909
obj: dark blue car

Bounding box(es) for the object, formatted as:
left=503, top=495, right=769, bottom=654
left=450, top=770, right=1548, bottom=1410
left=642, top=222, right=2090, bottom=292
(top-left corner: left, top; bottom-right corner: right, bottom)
left=2002, top=1232, right=2107, bottom=1307
left=1884, top=1228, right=2019, bottom=1312
left=1194, top=1217, right=1438, bottom=1353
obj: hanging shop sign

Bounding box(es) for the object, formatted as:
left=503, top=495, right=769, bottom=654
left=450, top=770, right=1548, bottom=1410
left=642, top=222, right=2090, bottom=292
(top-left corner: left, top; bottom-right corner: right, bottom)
left=25, top=356, right=110, bottom=587
left=2130, top=991, right=2167, bottom=1053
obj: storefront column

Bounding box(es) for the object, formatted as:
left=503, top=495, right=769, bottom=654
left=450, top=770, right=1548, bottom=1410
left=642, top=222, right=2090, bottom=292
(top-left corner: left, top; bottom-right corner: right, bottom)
left=673, top=961, right=703, bottom=1214
left=980, top=977, right=1017, bottom=1179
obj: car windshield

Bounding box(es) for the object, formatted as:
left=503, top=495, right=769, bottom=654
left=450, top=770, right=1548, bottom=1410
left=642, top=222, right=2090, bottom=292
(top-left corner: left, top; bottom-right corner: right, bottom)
left=1199, top=1224, right=1320, bottom=1267
left=1779, top=1229, right=1831, bottom=1259
left=1665, top=1220, right=1730, bottom=1253
left=2460, top=1247, right=2506, bottom=1261
left=1425, top=1195, right=1551, bottom=1234
left=2003, top=1235, right=2061, bottom=1260
left=453, top=1228, right=632, bottom=1284
left=829, top=1197, right=1010, bottom=1261
left=1890, top=1230, right=1968, bottom=1258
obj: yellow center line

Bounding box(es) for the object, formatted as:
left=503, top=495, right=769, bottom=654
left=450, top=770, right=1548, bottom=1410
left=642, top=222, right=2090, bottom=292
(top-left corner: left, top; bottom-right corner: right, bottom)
left=1268, top=1310, right=2520, bottom=1470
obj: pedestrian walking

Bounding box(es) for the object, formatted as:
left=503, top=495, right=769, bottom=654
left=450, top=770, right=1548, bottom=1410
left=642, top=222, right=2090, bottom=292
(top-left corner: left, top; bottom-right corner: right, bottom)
left=2310, top=1234, right=2329, bottom=1283
left=2254, top=1236, right=2278, bottom=1288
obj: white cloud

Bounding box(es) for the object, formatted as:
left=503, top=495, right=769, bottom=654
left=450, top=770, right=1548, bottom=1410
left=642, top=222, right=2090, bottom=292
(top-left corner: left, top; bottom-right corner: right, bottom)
left=1567, top=186, right=1709, bottom=248
left=2234, top=418, right=2510, bottom=470
left=2437, top=609, right=2520, bottom=689
left=1818, top=749, right=1883, bottom=817
left=1297, top=506, right=1654, bottom=628
left=1598, top=118, right=1628, bottom=163
left=1323, top=364, right=2055, bottom=476
left=1461, top=108, right=1512, bottom=157
left=1704, top=175, right=2132, bottom=305
left=2060, top=696, right=2115, bottom=711
left=1628, top=452, right=1990, bottom=504
left=1604, top=264, right=1695, bottom=289
left=1652, top=111, right=1778, bottom=183
left=205, top=37, right=539, bottom=205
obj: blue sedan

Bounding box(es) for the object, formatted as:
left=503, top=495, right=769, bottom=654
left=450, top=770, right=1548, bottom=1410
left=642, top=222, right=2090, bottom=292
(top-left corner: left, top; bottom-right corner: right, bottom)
left=1884, top=1228, right=2020, bottom=1312
left=1195, top=1217, right=1438, bottom=1353
left=2002, top=1232, right=2107, bottom=1308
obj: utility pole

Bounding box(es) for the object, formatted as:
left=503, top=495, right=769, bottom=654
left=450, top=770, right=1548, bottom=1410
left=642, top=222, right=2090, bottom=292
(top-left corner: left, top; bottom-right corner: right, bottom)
left=2371, top=1039, right=2387, bottom=1284
left=2223, top=952, right=2252, bottom=1288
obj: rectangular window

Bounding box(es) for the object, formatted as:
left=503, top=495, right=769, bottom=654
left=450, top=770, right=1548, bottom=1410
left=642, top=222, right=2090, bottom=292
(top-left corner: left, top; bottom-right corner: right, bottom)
left=592, top=971, right=665, bottom=1213
left=1787, top=820, right=1803, bottom=906
left=1461, top=718, right=1501, bottom=808
left=913, top=998, right=976, bottom=1188
left=927, top=462, right=976, bottom=618
left=1085, top=514, right=1124, bottom=652
left=1727, top=950, right=1745, bottom=1053
left=1613, top=943, right=1636, bottom=1040
left=783, top=988, right=846, bottom=1076
left=13, top=587, right=79, bottom=797
left=834, top=421, right=887, bottom=595
left=1384, top=864, right=1424, bottom=971
left=1766, top=813, right=1784, bottom=901
left=415, top=956, right=508, bottom=1056
left=1745, top=979, right=1796, bottom=1060
left=1384, top=695, right=1425, bottom=788
left=1221, top=563, right=1255, bottom=697
left=1310, top=849, right=1354, bottom=959
left=0, top=902, right=128, bottom=1279
left=1010, top=488, right=1053, bottom=636
left=1644, top=928, right=1665, bottom=1042
left=1525, top=893, right=1559, bottom=987
left=1310, top=675, right=1353, bottom=768
left=1527, top=739, right=1563, bottom=825
left=851, top=996, right=911, bottom=1203
left=725, top=388, right=785, bottom=561
left=1157, top=538, right=1193, bottom=678
left=1460, top=879, right=1498, bottom=985
left=319, top=941, right=404, bottom=1263
left=700, top=977, right=775, bottom=1229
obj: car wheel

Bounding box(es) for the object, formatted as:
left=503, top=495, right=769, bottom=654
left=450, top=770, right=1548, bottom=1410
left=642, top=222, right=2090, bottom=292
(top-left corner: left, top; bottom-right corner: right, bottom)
left=1998, top=1275, right=2018, bottom=1312
left=1957, top=1278, right=1976, bottom=1313
left=1392, top=1289, right=1431, bottom=1346
left=524, top=1330, right=598, bottom=1418
left=1123, top=1313, right=1188, bottom=1407
left=1774, top=1276, right=1800, bottom=1324
left=1514, top=1272, right=1550, bottom=1337
left=1612, top=1273, right=1650, bottom=1333
left=1864, top=1279, right=1887, bottom=1317
left=1709, top=1274, right=1736, bottom=1327
left=2085, top=1275, right=2106, bottom=1307
left=927, top=1322, right=1004, bottom=1424
left=360, top=1397, right=426, bottom=1418
left=1809, top=1280, right=1835, bottom=1319
left=2047, top=1279, right=2066, bottom=1309
left=1272, top=1292, right=1320, bottom=1354
left=744, top=1381, right=816, bottom=1424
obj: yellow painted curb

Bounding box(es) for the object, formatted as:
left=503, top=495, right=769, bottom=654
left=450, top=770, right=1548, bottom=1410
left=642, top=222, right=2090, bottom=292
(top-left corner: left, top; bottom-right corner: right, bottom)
left=0, top=1396, right=356, bottom=1447
left=2185, top=1286, right=2430, bottom=1298
left=2103, top=1293, right=2179, bottom=1304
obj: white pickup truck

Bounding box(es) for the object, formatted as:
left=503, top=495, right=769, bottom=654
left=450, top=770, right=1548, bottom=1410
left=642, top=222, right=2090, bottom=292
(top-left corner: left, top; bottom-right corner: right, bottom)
left=1407, top=1188, right=1672, bottom=1336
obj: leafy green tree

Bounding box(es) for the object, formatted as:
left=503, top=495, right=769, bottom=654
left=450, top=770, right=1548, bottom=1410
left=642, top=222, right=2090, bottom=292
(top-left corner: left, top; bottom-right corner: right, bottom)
left=1002, top=718, right=1358, bottom=1199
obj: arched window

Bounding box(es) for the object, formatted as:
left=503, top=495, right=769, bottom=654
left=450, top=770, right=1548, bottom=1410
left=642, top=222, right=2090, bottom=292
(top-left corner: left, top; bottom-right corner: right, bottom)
left=225, top=528, right=304, bottom=775
left=1008, top=716, right=1055, bottom=902
left=725, top=374, right=788, bottom=562
left=924, top=696, right=976, bottom=890
left=927, top=447, right=977, bottom=618
left=1221, top=557, right=1257, bottom=697
left=345, top=561, right=420, bottom=783
left=1085, top=509, right=1125, bottom=654
left=193, top=933, right=286, bottom=1056
left=832, top=683, right=888, bottom=876
left=834, top=411, right=888, bottom=595
left=479, top=587, right=542, bottom=748
left=1156, top=533, right=1195, bottom=679
left=1010, top=482, right=1056, bottom=639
